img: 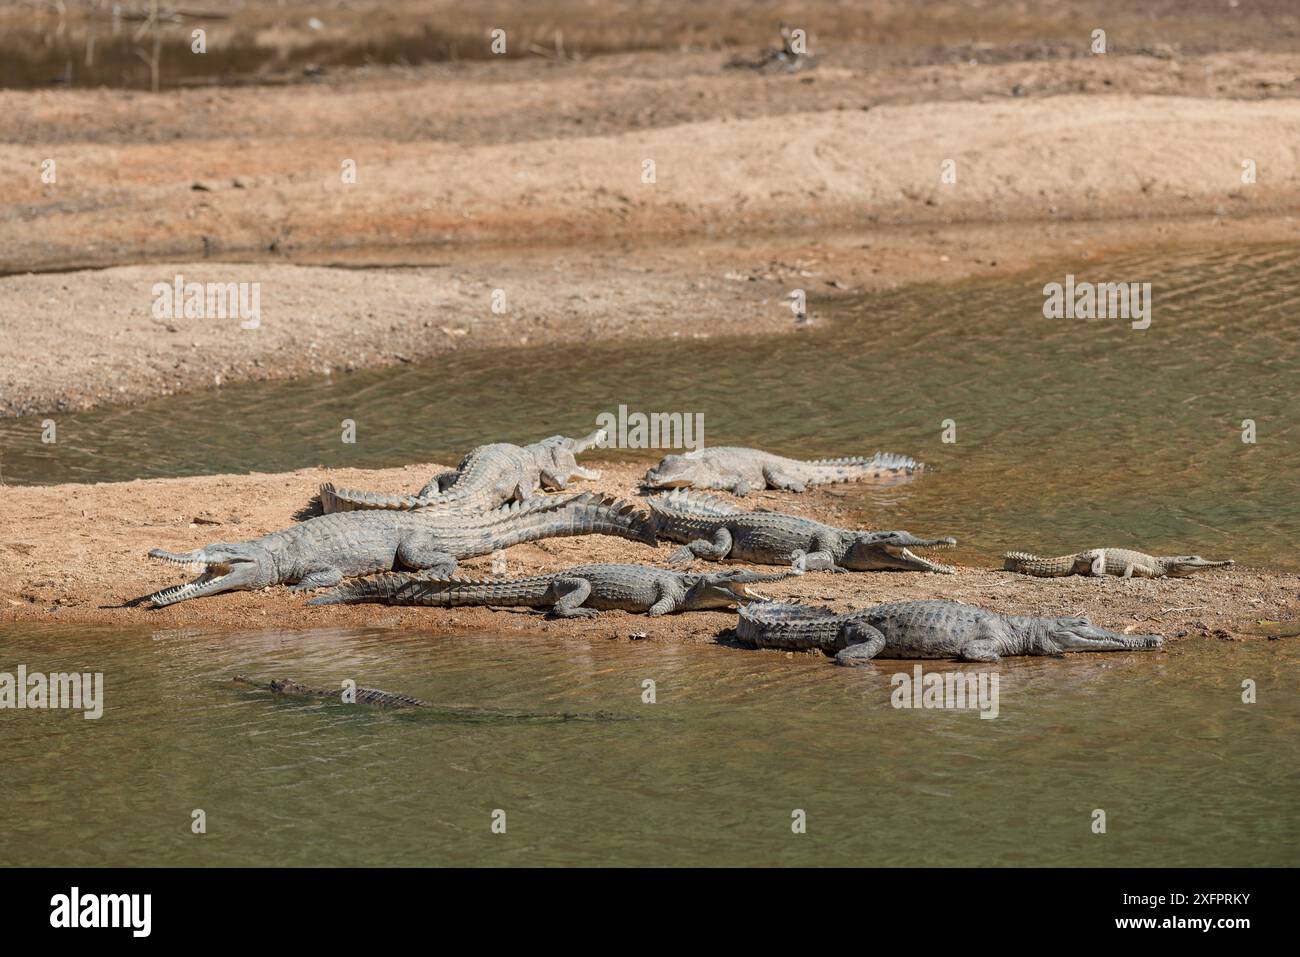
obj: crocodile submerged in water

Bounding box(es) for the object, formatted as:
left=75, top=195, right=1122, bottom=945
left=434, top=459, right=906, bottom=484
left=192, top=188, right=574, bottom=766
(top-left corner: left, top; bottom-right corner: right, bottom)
left=1003, top=548, right=1233, bottom=579
left=232, top=675, right=619, bottom=721
left=319, top=429, right=606, bottom=513
left=234, top=674, right=430, bottom=708
left=646, top=489, right=955, bottom=573
left=643, top=447, right=923, bottom=496
left=309, top=562, right=794, bottom=616
left=736, top=600, right=1164, bottom=666
left=144, top=492, right=656, bottom=607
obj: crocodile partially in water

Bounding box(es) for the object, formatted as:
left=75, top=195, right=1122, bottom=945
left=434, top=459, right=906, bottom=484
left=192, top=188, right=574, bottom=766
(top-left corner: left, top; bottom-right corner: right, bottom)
left=1003, top=548, right=1233, bottom=579
left=643, top=447, right=923, bottom=496
left=736, top=600, right=1164, bottom=666
left=319, top=429, right=606, bottom=513
left=144, top=492, right=656, bottom=607
left=647, top=489, right=955, bottom=573
left=309, top=562, right=794, bottom=616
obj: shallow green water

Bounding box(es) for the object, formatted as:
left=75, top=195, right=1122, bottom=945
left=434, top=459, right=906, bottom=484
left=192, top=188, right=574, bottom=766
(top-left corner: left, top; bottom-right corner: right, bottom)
left=0, top=623, right=1294, bottom=867
left=2, top=244, right=1297, bottom=568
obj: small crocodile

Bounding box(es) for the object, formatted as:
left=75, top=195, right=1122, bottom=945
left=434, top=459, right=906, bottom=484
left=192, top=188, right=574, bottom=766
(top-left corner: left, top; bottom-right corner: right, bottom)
left=643, top=447, right=922, bottom=496
left=308, top=562, right=794, bottom=616
left=320, top=429, right=606, bottom=513
left=647, top=489, right=955, bottom=573
left=144, top=492, right=656, bottom=607
left=736, top=600, right=1164, bottom=666
left=1003, top=549, right=1233, bottom=579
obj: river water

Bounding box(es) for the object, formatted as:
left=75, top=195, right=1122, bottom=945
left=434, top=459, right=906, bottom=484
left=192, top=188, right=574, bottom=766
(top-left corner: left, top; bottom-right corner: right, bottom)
left=1, top=244, right=1297, bottom=865
left=1, top=623, right=1295, bottom=867
left=2, top=244, right=1296, bottom=567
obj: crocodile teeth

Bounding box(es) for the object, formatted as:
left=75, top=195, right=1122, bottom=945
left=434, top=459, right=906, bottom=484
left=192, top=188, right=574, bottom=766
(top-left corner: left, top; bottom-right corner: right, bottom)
left=902, top=548, right=955, bottom=574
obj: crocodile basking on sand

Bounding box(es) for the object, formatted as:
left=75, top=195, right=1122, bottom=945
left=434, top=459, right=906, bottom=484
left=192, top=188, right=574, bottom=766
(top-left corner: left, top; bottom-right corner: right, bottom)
left=1003, top=548, right=1233, bottom=579
left=736, top=600, right=1164, bottom=666
left=309, top=562, right=794, bottom=616
left=320, top=429, right=606, bottom=513
left=643, top=447, right=924, bottom=496
left=647, top=489, right=955, bottom=573
left=144, top=492, right=656, bottom=607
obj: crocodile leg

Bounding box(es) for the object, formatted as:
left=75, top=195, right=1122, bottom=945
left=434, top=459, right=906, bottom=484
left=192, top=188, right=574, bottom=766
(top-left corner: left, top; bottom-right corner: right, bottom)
left=288, top=568, right=345, bottom=592
left=394, top=537, right=459, bottom=577
left=669, top=527, right=733, bottom=563
left=833, top=623, right=887, bottom=666
left=958, top=638, right=1000, bottom=662
left=546, top=578, right=599, bottom=619
left=791, top=549, right=845, bottom=572
left=417, top=470, right=461, bottom=498
left=763, top=467, right=807, bottom=493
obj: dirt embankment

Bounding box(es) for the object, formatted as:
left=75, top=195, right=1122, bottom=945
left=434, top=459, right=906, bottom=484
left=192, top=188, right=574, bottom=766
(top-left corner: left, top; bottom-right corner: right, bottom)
left=1, top=461, right=1294, bottom=650
left=3, top=6, right=1300, bottom=417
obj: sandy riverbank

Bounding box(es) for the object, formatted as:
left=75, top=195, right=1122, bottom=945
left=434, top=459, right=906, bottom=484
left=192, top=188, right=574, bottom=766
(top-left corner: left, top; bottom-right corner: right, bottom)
left=1, top=461, right=1294, bottom=651
left=3, top=4, right=1300, bottom=416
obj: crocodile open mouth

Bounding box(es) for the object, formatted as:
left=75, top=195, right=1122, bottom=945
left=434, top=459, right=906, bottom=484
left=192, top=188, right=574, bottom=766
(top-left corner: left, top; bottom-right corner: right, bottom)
left=897, top=547, right=955, bottom=573
left=145, top=549, right=256, bottom=606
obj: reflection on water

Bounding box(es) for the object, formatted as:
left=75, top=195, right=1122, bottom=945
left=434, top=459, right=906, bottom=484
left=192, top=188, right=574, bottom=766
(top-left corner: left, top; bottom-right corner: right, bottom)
left=0, top=623, right=1295, bottom=867
left=1, top=244, right=1298, bottom=569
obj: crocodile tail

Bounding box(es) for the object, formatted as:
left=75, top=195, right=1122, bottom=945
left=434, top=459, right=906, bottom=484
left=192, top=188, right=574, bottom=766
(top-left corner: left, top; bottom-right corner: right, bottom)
left=1002, top=551, right=1040, bottom=569
left=646, top=488, right=741, bottom=518
left=514, top=492, right=657, bottom=546
left=306, top=572, right=418, bottom=605
left=319, top=482, right=434, bottom=513
left=577, top=493, right=659, bottom=546
left=806, top=452, right=924, bottom=479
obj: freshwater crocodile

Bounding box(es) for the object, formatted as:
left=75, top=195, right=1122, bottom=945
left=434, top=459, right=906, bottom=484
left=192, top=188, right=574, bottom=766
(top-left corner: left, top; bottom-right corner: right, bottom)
left=736, top=600, right=1164, bottom=666
left=309, top=563, right=794, bottom=616
left=234, top=674, right=430, bottom=708
left=320, top=429, right=606, bottom=513
left=144, top=492, right=656, bottom=607
left=232, top=675, right=618, bottom=721
left=647, top=489, right=955, bottom=573
left=643, top=447, right=923, bottom=496
left=1003, top=549, right=1233, bottom=579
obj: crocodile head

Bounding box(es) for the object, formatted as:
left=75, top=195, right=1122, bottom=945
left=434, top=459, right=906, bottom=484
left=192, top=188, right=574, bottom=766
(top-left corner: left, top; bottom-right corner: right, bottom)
left=1161, top=555, right=1234, bottom=577
left=536, top=429, right=607, bottom=487
left=642, top=452, right=705, bottom=488
left=680, top=569, right=788, bottom=610
left=1038, top=616, right=1165, bottom=654
left=145, top=543, right=276, bottom=607
left=841, top=532, right=957, bottom=573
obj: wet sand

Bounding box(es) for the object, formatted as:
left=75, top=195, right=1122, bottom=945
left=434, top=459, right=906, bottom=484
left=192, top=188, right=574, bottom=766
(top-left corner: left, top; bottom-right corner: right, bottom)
left=1, top=461, right=1294, bottom=652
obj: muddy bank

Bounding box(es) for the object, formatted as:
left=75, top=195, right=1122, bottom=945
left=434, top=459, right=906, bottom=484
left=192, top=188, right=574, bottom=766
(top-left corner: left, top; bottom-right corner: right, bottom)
left=1, top=461, right=1293, bottom=652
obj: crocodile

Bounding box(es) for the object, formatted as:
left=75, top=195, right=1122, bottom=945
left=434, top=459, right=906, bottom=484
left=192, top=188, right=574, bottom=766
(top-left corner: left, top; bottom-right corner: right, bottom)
left=1003, top=549, right=1234, bottom=579
left=643, top=447, right=923, bottom=496
left=736, top=600, right=1164, bottom=666
left=319, top=429, right=606, bottom=513
left=232, top=675, right=620, bottom=721
left=234, top=674, right=430, bottom=708
left=308, top=562, right=794, bottom=616
left=144, top=492, right=656, bottom=607
left=647, top=489, right=955, bottom=573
